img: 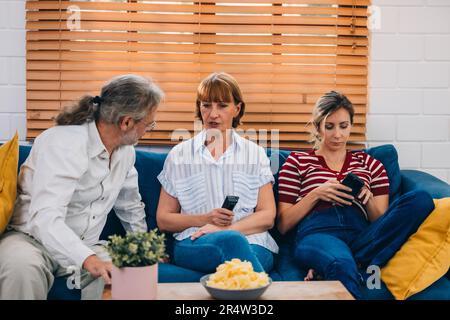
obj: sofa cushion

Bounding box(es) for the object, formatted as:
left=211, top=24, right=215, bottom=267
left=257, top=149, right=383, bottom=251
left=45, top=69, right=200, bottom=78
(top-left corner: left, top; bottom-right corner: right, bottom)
left=365, top=144, right=402, bottom=204
left=381, top=198, right=450, bottom=300
left=0, top=133, right=19, bottom=235
left=134, top=149, right=168, bottom=230
left=266, top=149, right=292, bottom=245
left=401, top=170, right=450, bottom=199
left=266, top=148, right=290, bottom=204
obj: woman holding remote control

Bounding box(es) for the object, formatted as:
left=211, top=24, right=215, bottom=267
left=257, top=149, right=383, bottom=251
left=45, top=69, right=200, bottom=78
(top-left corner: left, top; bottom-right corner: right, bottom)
left=277, top=91, right=435, bottom=299
left=156, top=72, right=278, bottom=274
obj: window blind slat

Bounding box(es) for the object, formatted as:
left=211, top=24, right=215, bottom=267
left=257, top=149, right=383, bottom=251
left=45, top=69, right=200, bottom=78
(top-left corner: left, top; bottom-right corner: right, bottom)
left=27, top=71, right=367, bottom=86
left=27, top=51, right=368, bottom=65
left=27, top=1, right=368, bottom=16
left=27, top=62, right=367, bottom=76
left=27, top=21, right=369, bottom=36
left=27, top=31, right=369, bottom=47
left=27, top=11, right=367, bottom=27
left=26, top=80, right=367, bottom=93
left=27, top=41, right=368, bottom=56
left=26, top=0, right=370, bottom=7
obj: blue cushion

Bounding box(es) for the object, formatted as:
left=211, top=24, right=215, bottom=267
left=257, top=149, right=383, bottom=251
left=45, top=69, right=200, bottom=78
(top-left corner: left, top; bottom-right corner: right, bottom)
left=365, top=144, right=402, bottom=204
left=134, top=150, right=167, bottom=230
left=266, top=148, right=290, bottom=205
left=401, top=169, right=450, bottom=199
left=47, top=277, right=81, bottom=300
left=18, top=145, right=31, bottom=169
left=266, top=149, right=295, bottom=245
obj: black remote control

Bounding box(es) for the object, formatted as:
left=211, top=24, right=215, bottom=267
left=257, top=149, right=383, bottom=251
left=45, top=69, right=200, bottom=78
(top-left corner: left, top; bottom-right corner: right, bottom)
left=221, top=196, right=239, bottom=211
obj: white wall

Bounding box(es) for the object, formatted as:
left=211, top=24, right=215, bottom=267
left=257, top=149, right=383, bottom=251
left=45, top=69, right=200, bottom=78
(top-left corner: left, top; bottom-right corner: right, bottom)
left=368, top=0, right=450, bottom=183
left=0, top=0, right=26, bottom=143
left=1, top=0, right=449, bottom=182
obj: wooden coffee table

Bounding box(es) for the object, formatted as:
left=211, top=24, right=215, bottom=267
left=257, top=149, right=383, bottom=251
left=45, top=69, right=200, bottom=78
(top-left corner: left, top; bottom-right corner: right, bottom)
left=103, top=281, right=354, bottom=300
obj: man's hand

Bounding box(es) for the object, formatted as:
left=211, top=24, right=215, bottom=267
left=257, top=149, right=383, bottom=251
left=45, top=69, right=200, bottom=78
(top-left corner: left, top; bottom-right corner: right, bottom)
left=190, top=224, right=226, bottom=240
left=82, top=255, right=112, bottom=285
left=206, top=208, right=234, bottom=227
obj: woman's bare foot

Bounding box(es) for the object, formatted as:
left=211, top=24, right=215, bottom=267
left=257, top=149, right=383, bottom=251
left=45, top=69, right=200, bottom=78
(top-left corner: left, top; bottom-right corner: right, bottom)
left=304, top=269, right=315, bottom=281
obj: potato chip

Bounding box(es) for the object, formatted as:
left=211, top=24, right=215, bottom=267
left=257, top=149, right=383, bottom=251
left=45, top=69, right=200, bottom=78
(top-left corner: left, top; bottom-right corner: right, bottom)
left=206, top=258, right=270, bottom=289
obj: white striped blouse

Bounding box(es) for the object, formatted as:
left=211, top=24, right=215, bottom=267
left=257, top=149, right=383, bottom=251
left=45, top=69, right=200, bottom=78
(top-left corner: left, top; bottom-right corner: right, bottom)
left=157, top=129, right=279, bottom=254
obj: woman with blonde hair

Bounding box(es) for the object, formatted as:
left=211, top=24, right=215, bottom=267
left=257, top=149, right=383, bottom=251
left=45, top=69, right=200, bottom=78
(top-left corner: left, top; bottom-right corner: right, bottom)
left=277, top=91, right=434, bottom=299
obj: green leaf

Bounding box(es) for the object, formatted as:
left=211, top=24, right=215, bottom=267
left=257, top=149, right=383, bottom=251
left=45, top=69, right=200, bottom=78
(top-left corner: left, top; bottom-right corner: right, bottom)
left=106, top=229, right=168, bottom=268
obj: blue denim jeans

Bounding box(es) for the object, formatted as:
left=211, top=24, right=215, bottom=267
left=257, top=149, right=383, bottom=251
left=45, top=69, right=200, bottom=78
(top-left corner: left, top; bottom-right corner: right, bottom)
left=173, top=230, right=274, bottom=273
left=294, top=190, right=435, bottom=299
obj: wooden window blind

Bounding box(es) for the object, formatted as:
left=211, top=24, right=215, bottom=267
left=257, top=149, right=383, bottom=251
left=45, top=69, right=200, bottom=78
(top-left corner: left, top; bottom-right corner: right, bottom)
left=26, top=0, right=369, bottom=149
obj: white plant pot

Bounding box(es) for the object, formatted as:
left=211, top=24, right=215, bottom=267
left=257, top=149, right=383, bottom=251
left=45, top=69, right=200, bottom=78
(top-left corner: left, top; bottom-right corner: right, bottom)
left=111, top=263, right=158, bottom=300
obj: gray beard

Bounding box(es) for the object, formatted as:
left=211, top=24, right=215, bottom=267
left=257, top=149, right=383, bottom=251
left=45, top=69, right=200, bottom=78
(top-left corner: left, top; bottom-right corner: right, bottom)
left=121, top=129, right=139, bottom=146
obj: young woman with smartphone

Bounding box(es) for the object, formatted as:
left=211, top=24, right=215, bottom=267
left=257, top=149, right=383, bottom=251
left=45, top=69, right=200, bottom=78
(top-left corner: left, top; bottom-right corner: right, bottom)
left=277, top=91, right=435, bottom=299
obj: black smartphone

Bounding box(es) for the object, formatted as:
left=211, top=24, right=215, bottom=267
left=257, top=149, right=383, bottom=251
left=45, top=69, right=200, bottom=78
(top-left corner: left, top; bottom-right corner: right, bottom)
left=222, top=196, right=239, bottom=211
left=341, top=172, right=365, bottom=197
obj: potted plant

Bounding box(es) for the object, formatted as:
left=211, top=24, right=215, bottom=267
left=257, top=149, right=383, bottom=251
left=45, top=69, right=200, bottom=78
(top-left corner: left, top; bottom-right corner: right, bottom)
left=106, top=229, right=167, bottom=300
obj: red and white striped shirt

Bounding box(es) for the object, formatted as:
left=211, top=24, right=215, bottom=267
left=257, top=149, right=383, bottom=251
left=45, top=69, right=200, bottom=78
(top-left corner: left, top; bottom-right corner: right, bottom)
left=278, top=150, right=390, bottom=218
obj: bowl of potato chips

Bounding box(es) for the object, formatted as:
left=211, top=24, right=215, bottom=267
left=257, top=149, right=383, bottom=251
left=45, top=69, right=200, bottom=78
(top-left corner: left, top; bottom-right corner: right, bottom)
left=200, top=258, right=272, bottom=300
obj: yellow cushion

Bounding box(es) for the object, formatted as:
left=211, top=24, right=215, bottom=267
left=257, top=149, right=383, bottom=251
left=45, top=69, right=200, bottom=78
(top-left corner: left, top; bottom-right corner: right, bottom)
left=381, top=197, right=450, bottom=300
left=0, top=132, right=19, bottom=235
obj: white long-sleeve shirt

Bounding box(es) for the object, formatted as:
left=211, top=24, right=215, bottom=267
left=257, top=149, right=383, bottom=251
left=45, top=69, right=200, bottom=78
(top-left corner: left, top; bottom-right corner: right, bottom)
left=10, top=121, right=147, bottom=269
left=157, top=129, right=279, bottom=254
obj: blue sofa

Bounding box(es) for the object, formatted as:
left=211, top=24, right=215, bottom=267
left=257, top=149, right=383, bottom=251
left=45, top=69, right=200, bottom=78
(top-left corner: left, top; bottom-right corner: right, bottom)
left=14, top=144, right=450, bottom=300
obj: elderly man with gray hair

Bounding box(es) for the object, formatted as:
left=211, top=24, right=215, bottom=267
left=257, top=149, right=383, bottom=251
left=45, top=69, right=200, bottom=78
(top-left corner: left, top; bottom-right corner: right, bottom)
left=0, top=74, right=164, bottom=299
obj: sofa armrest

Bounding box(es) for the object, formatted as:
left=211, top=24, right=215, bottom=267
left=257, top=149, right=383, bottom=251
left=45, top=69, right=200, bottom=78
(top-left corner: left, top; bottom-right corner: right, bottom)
left=401, top=170, right=450, bottom=199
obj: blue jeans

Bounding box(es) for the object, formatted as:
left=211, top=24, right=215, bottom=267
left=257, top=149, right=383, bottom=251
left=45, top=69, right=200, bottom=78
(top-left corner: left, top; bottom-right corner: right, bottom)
left=294, top=190, right=435, bottom=299
left=173, top=230, right=274, bottom=273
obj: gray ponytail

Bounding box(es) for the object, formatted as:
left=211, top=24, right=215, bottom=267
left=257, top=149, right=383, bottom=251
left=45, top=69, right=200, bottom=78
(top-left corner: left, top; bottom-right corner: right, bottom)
left=55, top=74, right=164, bottom=126
left=55, top=95, right=99, bottom=125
